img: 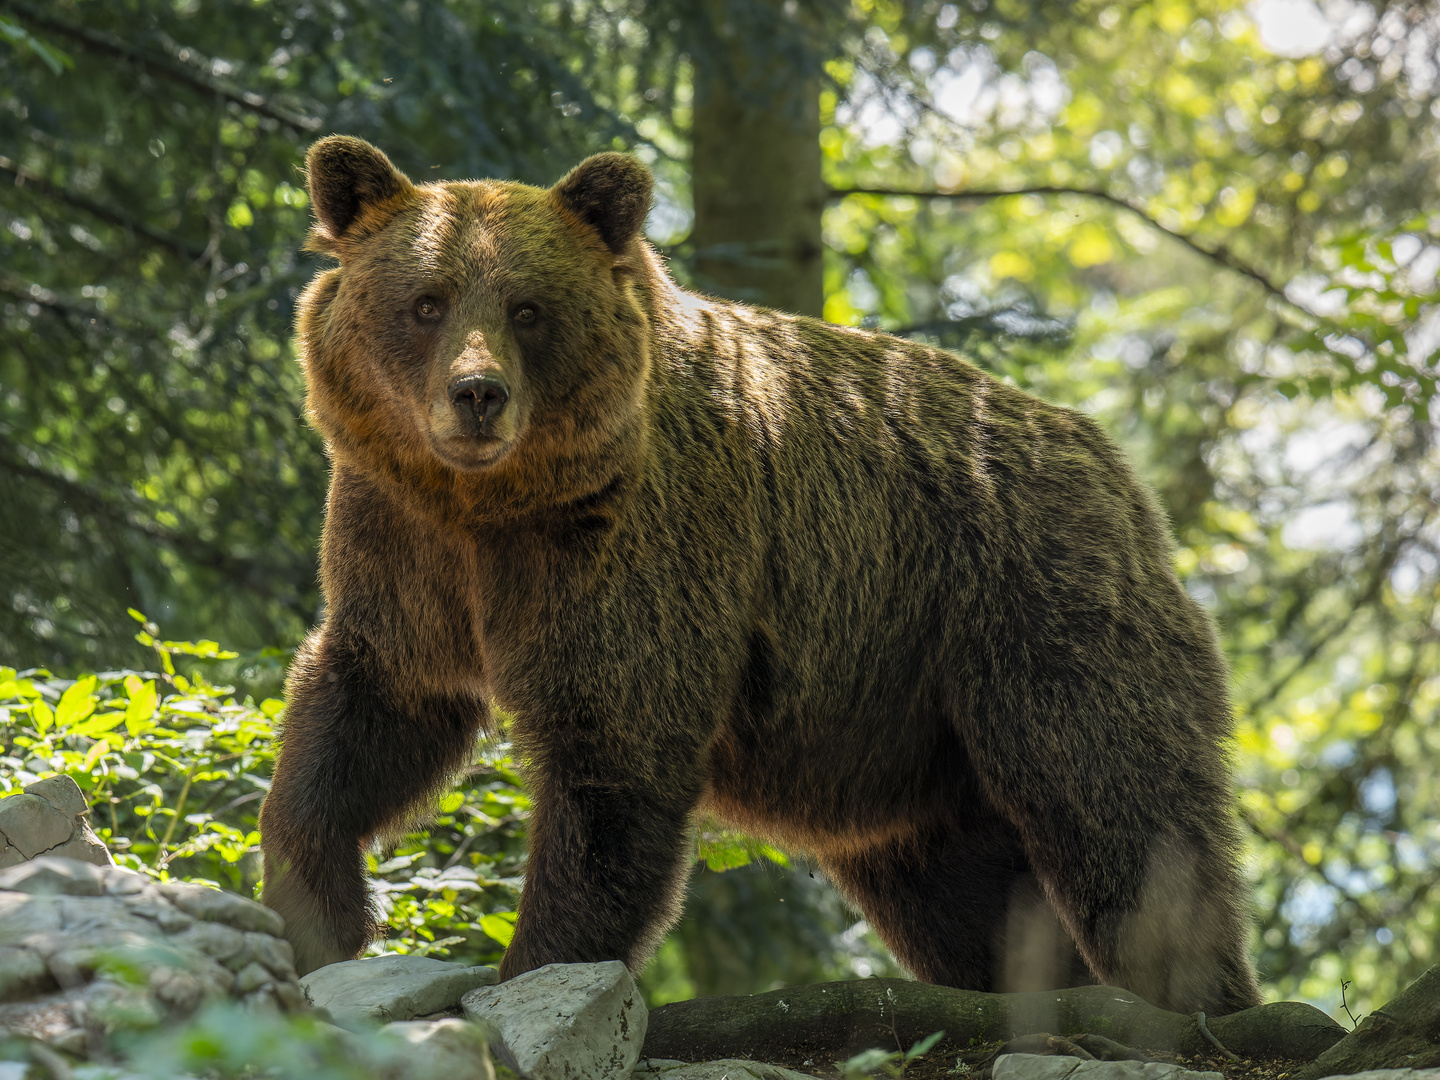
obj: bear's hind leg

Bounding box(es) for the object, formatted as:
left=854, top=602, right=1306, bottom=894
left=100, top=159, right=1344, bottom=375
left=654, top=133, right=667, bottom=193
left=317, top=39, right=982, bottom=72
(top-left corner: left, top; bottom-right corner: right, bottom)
left=1021, top=822, right=1261, bottom=1015
left=818, top=811, right=1091, bottom=993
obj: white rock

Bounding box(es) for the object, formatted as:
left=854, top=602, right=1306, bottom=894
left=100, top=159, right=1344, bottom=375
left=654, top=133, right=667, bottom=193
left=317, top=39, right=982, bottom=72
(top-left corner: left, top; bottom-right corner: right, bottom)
left=0, top=860, right=307, bottom=1053
left=0, top=842, right=23, bottom=871
left=157, top=881, right=284, bottom=936
left=170, top=920, right=247, bottom=963
left=633, top=1060, right=821, bottom=1080
left=0, top=891, right=62, bottom=944
left=0, top=856, right=105, bottom=897
left=381, top=1018, right=497, bottom=1080
left=462, top=961, right=647, bottom=1080
left=0, top=795, right=74, bottom=859
left=993, top=1056, right=1224, bottom=1080
left=24, top=776, right=88, bottom=818
left=46, top=829, right=114, bottom=868
left=302, top=954, right=500, bottom=1027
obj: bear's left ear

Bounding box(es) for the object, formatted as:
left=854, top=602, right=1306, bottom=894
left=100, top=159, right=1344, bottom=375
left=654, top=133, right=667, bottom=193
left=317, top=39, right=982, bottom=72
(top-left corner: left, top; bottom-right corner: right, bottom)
left=552, top=153, right=653, bottom=255
left=305, top=136, right=415, bottom=243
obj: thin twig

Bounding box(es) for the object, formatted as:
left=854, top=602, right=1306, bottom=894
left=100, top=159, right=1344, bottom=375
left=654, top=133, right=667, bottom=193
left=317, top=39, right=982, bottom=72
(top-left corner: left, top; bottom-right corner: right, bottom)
left=829, top=184, right=1296, bottom=309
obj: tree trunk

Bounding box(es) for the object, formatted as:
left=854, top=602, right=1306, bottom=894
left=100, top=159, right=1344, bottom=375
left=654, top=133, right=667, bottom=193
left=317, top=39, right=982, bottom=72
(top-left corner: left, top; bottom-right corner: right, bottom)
left=642, top=979, right=1346, bottom=1069
left=690, top=6, right=824, bottom=318
left=1297, top=964, right=1440, bottom=1078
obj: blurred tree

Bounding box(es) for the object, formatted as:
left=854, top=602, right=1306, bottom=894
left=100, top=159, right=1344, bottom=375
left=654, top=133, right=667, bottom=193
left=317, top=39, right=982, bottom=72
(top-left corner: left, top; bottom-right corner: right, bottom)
left=3, top=0, right=1439, bottom=1022
left=690, top=1, right=829, bottom=314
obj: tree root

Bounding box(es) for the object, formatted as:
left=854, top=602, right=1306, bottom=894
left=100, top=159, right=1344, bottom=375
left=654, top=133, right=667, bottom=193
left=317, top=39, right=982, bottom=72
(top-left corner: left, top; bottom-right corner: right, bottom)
left=642, top=981, right=1346, bottom=1070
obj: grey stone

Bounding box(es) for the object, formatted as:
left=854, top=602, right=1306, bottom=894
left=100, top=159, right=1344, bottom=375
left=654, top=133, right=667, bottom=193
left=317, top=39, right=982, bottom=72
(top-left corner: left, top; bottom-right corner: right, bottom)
left=304, top=954, right=500, bottom=1028
left=52, top=893, right=163, bottom=941
left=632, top=1061, right=820, bottom=1080
left=234, top=961, right=273, bottom=994
left=274, top=979, right=305, bottom=1012
left=381, top=1018, right=497, bottom=1080
left=633, top=1065, right=823, bottom=1080
left=993, top=1056, right=1224, bottom=1080
left=170, top=919, right=246, bottom=963
left=0, top=796, right=74, bottom=859
left=24, top=776, right=87, bottom=819
left=105, top=871, right=146, bottom=896
left=157, top=881, right=285, bottom=936
left=0, top=891, right=62, bottom=944
left=0, top=1062, right=29, bottom=1080
left=46, top=830, right=113, bottom=868
left=0, top=946, right=55, bottom=1002
left=462, top=960, right=646, bottom=1080
left=245, top=929, right=298, bottom=980
left=0, top=861, right=306, bottom=1054
left=0, top=857, right=105, bottom=897
left=151, top=966, right=205, bottom=1011
left=0, top=841, right=23, bottom=871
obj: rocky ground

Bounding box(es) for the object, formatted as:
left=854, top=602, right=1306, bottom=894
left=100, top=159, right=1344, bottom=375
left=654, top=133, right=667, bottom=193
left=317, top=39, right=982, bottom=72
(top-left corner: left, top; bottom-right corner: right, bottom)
left=1, top=773, right=1436, bottom=1080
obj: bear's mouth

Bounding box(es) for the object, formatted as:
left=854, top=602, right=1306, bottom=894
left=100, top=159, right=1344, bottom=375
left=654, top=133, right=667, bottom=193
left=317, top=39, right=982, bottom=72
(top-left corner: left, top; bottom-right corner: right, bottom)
left=430, top=432, right=512, bottom=471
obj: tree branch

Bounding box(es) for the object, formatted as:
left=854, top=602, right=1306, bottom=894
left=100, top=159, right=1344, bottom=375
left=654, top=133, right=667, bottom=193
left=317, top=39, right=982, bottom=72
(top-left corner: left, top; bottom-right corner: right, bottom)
left=0, top=154, right=207, bottom=263
left=0, top=0, right=321, bottom=132
left=643, top=980, right=1345, bottom=1067
left=828, top=184, right=1299, bottom=316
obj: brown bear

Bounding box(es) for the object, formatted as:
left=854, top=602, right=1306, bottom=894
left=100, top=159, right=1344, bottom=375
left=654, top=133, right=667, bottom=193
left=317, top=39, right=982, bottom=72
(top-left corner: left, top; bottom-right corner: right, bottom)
left=258, top=134, right=1262, bottom=1014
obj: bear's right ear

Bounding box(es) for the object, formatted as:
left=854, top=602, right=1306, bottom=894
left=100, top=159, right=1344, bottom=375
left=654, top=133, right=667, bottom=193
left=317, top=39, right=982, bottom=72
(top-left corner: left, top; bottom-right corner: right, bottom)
left=305, top=136, right=414, bottom=245
left=552, top=153, right=653, bottom=255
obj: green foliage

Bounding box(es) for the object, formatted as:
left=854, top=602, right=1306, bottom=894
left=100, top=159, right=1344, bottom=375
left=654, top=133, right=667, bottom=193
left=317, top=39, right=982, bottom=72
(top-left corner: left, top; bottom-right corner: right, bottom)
left=838, top=1028, right=946, bottom=1079
left=0, top=618, right=530, bottom=964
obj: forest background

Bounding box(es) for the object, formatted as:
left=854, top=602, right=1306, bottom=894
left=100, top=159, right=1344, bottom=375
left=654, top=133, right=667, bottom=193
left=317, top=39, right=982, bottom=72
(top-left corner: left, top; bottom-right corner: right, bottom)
left=0, top=0, right=1438, bottom=1024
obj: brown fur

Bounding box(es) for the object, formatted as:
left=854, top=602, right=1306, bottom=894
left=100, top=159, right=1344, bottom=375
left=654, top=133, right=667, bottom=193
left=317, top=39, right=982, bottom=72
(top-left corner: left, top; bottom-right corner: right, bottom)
left=259, top=136, right=1262, bottom=1013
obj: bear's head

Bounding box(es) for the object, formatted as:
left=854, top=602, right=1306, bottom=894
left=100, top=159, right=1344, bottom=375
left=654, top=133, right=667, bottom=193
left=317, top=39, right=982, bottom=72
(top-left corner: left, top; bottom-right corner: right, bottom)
left=296, top=136, right=656, bottom=497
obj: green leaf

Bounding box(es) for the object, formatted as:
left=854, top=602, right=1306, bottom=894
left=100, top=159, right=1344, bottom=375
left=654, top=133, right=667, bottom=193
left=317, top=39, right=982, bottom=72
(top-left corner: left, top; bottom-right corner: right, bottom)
left=55, top=676, right=98, bottom=729
left=479, top=912, right=517, bottom=947
left=906, top=1030, right=946, bottom=1060
left=30, top=700, right=54, bottom=735
left=125, top=679, right=158, bottom=734
left=69, top=712, right=127, bottom=738
left=438, top=791, right=465, bottom=814
left=836, top=1047, right=900, bottom=1078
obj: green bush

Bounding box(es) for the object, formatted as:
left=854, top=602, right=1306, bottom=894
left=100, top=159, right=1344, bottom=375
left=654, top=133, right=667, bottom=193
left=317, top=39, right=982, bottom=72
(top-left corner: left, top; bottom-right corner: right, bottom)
left=0, top=612, right=528, bottom=966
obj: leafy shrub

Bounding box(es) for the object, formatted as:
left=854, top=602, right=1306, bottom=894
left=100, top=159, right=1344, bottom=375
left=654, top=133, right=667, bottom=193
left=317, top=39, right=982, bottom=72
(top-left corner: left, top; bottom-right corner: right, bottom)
left=0, top=612, right=528, bottom=966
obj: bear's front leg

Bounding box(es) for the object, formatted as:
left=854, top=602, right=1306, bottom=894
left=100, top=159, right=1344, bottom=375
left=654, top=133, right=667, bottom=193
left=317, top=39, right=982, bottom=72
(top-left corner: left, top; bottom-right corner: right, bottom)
left=260, top=628, right=486, bottom=975
left=499, top=757, right=703, bottom=980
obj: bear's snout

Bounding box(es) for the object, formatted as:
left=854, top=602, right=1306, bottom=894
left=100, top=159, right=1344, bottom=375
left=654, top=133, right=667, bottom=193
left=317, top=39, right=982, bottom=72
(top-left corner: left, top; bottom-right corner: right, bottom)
left=448, top=372, right=511, bottom=433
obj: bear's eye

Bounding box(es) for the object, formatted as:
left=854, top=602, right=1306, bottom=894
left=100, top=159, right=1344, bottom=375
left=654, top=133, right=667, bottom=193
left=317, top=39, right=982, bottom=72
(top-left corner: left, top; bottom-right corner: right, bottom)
left=414, top=297, right=443, bottom=321
left=513, top=305, right=537, bottom=326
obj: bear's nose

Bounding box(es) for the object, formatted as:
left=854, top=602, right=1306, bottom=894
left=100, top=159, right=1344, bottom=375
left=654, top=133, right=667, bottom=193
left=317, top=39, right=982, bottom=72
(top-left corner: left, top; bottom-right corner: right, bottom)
left=448, top=373, right=510, bottom=427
